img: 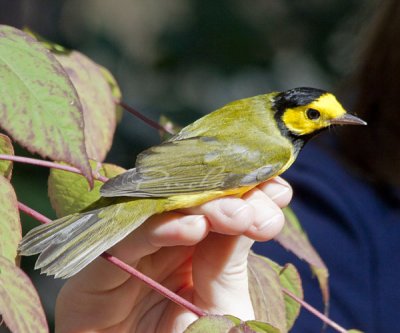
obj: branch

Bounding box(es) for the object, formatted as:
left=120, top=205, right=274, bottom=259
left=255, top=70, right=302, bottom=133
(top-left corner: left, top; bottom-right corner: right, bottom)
left=118, top=101, right=175, bottom=135
left=17, top=202, right=52, bottom=224
left=282, top=288, right=347, bottom=333
left=18, top=202, right=206, bottom=318
left=0, top=154, right=108, bottom=182
left=101, top=253, right=206, bottom=317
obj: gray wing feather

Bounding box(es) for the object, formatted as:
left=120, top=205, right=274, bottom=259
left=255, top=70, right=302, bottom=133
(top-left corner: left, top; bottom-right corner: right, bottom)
left=100, top=137, right=287, bottom=198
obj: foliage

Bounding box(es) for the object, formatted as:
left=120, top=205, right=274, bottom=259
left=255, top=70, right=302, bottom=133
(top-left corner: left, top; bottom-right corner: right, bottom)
left=276, top=207, right=329, bottom=308
left=184, top=315, right=280, bottom=333
left=0, top=25, right=360, bottom=333
left=248, top=254, right=303, bottom=332
left=0, top=25, right=93, bottom=185
left=48, top=161, right=125, bottom=218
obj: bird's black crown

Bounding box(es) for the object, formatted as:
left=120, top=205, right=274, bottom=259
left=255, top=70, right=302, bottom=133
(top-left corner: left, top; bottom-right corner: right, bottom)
left=273, top=87, right=327, bottom=112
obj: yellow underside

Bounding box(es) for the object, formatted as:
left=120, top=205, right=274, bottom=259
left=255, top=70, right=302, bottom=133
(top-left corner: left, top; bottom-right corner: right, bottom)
left=163, top=154, right=296, bottom=212
left=164, top=185, right=256, bottom=211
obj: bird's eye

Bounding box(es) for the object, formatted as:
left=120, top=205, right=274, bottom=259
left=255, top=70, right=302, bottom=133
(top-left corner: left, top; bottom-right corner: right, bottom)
left=306, top=108, right=320, bottom=120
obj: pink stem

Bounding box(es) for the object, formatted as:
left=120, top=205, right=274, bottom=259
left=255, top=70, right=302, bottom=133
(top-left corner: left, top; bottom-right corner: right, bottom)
left=96, top=175, right=109, bottom=182
left=0, top=154, right=108, bottom=182
left=282, top=288, right=347, bottom=333
left=18, top=202, right=52, bottom=224
left=101, top=253, right=206, bottom=317
left=17, top=201, right=206, bottom=318
left=118, top=101, right=174, bottom=135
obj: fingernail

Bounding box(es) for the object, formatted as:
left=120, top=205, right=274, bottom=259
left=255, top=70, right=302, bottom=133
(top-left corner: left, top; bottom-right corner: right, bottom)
left=256, top=213, right=282, bottom=231
left=274, top=177, right=290, bottom=187
left=262, top=178, right=291, bottom=201
left=180, top=215, right=206, bottom=226
left=219, top=198, right=250, bottom=218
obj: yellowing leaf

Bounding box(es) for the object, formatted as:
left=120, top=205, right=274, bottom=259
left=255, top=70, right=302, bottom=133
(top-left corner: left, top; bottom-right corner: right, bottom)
left=48, top=160, right=126, bottom=217
left=0, top=255, right=48, bottom=333
left=244, top=320, right=280, bottom=333
left=0, top=175, right=21, bottom=262
left=56, top=52, right=118, bottom=161
left=98, top=65, right=123, bottom=122
left=23, top=27, right=68, bottom=54
left=276, top=207, right=329, bottom=308
left=223, top=315, right=242, bottom=325
left=251, top=254, right=303, bottom=331
left=184, top=315, right=235, bottom=332
left=0, top=134, right=14, bottom=179
left=247, top=253, right=287, bottom=333
left=0, top=25, right=92, bottom=185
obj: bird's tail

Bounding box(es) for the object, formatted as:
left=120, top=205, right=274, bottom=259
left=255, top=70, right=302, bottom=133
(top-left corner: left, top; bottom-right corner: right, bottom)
left=18, top=198, right=166, bottom=278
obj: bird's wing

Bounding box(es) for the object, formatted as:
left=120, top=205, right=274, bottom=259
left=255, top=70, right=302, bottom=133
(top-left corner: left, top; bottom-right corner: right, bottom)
left=100, top=136, right=290, bottom=198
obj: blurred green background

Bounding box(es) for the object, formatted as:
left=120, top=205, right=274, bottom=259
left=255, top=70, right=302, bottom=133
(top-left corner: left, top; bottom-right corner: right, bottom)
left=0, top=0, right=376, bottom=331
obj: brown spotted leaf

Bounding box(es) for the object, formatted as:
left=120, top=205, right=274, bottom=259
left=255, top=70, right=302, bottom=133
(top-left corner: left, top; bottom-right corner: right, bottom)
left=224, top=318, right=280, bottom=333
left=247, top=253, right=287, bottom=333
left=275, top=207, right=329, bottom=308
left=251, top=254, right=303, bottom=331
left=25, top=28, right=123, bottom=154
left=243, top=321, right=281, bottom=333
left=0, top=255, right=48, bottom=333
left=0, top=133, right=14, bottom=179
left=184, top=315, right=281, bottom=333
left=184, top=315, right=235, bottom=332
left=0, top=175, right=21, bottom=262
left=0, top=25, right=92, bottom=185
left=48, top=160, right=126, bottom=217
left=56, top=51, right=118, bottom=161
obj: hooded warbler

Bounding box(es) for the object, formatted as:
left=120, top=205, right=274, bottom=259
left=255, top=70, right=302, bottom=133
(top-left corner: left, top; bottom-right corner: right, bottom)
left=19, top=87, right=366, bottom=278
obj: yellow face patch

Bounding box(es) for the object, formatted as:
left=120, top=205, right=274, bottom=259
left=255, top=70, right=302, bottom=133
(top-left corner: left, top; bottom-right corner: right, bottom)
left=282, top=93, right=347, bottom=135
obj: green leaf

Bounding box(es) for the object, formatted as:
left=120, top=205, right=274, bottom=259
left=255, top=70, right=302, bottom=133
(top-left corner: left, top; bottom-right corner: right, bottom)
left=0, top=175, right=21, bottom=262
left=55, top=51, right=118, bottom=161
left=251, top=254, right=303, bottom=331
left=0, top=133, right=14, bottom=179
left=224, top=315, right=242, bottom=325
left=185, top=315, right=281, bottom=333
left=48, top=160, right=126, bottom=217
left=0, top=25, right=93, bottom=185
left=347, top=330, right=364, bottom=333
left=276, top=207, right=330, bottom=308
left=245, top=321, right=281, bottom=333
left=0, top=255, right=48, bottom=333
left=275, top=264, right=302, bottom=331
left=247, top=253, right=287, bottom=333
left=184, top=315, right=235, bottom=332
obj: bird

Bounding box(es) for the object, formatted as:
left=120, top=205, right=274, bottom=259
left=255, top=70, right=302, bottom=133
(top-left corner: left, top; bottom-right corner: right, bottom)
left=18, top=87, right=366, bottom=278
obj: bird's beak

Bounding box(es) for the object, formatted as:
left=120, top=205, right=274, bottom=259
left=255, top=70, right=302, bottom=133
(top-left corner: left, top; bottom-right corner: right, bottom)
left=330, top=113, right=367, bottom=126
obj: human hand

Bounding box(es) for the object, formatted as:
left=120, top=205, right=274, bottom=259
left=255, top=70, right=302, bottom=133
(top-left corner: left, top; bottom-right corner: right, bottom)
left=55, top=177, right=292, bottom=333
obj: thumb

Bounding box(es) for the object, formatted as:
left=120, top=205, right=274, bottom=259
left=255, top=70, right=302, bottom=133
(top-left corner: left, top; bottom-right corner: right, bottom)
left=191, top=233, right=255, bottom=320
